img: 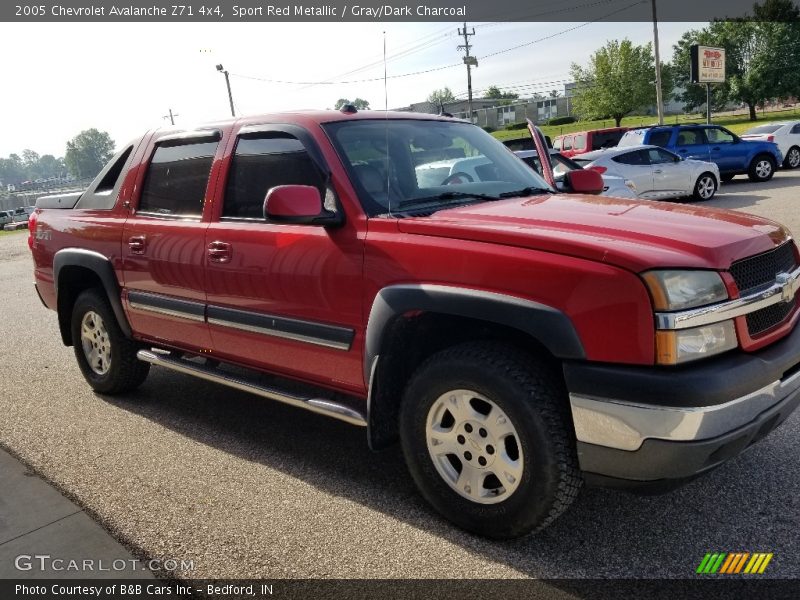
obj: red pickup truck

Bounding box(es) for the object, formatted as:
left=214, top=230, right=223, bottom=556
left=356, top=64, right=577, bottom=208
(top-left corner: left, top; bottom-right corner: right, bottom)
left=30, top=109, right=800, bottom=538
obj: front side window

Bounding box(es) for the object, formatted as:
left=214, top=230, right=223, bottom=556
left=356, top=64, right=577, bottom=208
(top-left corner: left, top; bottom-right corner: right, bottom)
left=676, top=129, right=706, bottom=146
left=647, top=148, right=678, bottom=164
left=223, top=134, right=326, bottom=219
left=138, top=141, right=218, bottom=216
left=648, top=130, right=672, bottom=147
left=324, top=119, right=553, bottom=216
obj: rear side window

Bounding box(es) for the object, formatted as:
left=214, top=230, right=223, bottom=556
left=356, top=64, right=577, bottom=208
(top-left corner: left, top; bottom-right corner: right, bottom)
left=553, top=138, right=563, bottom=150
left=648, top=130, right=672, bottom=147
left=676, top=129, right=705, bottom=146
left=562, top=137, right=573, bottom=150
left=573, top=135, right=586, bottom=150
left=138, top=141, right=218, bottom=217
left=223, top=134, right=325, bottom=219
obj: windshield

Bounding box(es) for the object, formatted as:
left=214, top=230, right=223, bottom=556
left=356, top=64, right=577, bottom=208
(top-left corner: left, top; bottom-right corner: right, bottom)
left=324, top=119, right=553, bottom=216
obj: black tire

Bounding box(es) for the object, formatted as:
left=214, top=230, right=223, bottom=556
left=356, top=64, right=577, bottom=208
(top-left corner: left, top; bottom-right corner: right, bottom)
left=720, top=173, right=735, bottom=183
left=71, top=288, right=149, bottom=394
left=692, top=172, right=717, bottom=201
left=399, top=342, right=581, bottom=538
left=748, top=155, right=776, bottom=182
left=783, top=146, right=800, bottom=169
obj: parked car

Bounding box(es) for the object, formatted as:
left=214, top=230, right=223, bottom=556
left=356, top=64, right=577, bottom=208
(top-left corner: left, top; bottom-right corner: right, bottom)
left=573, top=145, right=721, bottom=201
left=618, top=125, right=783, bottom=182
left=0, top=210, right=13, bottom=229
left=553, top=127, right=629, bottom=158
left=740, top=121, right=800, bottom=169
left=29, top=109, right=800, bottom=538
left=12, top=206, right=35, bottom=223
left=514, top=149, right=637, bottom=198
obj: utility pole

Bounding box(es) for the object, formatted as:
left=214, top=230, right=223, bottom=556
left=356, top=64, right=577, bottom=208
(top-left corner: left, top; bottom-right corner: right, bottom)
left=457, top=23, right=477, bottom=123
left=216, top=64, right=236, bottom=117
left=651, top=0, right=664, bottom=125
left=162, top=108, right=179, bottom=125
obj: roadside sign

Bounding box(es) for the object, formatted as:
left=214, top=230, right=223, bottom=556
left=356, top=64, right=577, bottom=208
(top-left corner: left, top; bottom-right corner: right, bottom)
left=690, top=45, right=726, bottom=83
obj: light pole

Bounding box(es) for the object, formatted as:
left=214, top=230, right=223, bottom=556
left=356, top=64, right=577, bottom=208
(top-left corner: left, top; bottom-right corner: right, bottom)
left=216, top=64, right=236, bottom=118
left=651, top=0, right=664, bottom=125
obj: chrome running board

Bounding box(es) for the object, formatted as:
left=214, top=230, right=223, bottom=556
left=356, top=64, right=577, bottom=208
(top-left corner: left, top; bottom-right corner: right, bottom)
left=136, top=350, right=367, bottom=427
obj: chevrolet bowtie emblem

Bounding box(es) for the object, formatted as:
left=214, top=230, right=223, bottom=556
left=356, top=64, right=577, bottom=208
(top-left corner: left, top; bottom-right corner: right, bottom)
left=776, top=272, right=796, bottom=304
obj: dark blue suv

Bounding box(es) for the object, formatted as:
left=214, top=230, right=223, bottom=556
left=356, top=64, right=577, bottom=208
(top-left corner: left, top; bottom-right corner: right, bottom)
left=618, top=125, right=783, bottom=182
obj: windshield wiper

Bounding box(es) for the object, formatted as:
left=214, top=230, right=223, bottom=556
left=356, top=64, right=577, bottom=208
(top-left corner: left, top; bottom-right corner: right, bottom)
left=397, top=191, right=501, bottom=210
left=497, top=186, right=552, bottom=198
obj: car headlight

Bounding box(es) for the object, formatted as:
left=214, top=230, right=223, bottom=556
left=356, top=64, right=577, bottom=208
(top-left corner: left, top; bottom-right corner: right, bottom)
left=655, top=321, right=738, bottom=364
left=641, top=270, right=728, bottom=311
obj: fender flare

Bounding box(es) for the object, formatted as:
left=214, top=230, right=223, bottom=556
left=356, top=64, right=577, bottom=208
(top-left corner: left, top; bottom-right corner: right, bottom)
left=364, top=283, right=585, bottom=382
left=53, top=248, right=132, bottom=341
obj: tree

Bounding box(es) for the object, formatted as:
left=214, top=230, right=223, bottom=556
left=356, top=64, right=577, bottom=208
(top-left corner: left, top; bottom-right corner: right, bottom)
left=570, top=39, right=658, bottom=126
left=426, top=87, right=456, bottom=104
left=334, top=98, right=370, bottom=110
left=484, top=85, right=519, bottom=103
left=64, top=129, right=115, bottom=179
left=671, top=1, right=800, bottom=121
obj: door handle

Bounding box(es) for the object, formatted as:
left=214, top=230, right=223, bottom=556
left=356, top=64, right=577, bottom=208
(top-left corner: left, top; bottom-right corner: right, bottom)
left=207, top=241, right=232, bottom=263
left=678, top=149, right=687, bottom=153
left=128, top=235, right=146, bottom=254
left=653, top=169, right=663, bottom=174
left=712, top=147, right=720, bottom=151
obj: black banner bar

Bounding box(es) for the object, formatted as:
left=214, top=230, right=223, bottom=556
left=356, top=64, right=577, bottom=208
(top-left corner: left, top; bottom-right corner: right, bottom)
left=2, top=0, right=798, bottom=23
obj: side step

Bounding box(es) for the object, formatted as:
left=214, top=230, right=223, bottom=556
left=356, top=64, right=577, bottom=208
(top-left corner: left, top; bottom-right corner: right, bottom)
left=136, top=350, right=367, bottom=427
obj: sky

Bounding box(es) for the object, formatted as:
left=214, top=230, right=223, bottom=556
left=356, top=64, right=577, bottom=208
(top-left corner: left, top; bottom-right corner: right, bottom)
left=0, top=20, right=703, bottom=158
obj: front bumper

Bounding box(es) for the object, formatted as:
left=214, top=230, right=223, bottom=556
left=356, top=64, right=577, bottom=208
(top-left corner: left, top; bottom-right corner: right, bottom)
left=564, top=322, right=800, bottom=488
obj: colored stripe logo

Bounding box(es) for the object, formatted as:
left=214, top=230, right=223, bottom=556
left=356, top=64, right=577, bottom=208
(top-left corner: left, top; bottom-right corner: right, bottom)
left=696, top=552, right=773, bottom=574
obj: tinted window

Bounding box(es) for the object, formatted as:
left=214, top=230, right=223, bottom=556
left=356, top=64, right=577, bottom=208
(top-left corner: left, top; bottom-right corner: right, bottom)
left=612, top=150, right=647, bottom=165
left=224, top=135, right=326, bottom=219
left=705, top=128, right=734, bottom=144
left=648, top=130, right=672, bottom=147
left=591, top=131, right=625, bottom=150
left=676, top=129, right=706, bottom=146
left=139, top=142, right=217, bottom=216
left=647, top=148, right=677, bottom=164
left=791, top=124, right=800, bottom=134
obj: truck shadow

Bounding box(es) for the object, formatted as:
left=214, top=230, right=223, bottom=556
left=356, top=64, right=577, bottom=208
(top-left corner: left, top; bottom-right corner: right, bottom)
left=105, top=368, right=800, bottom=579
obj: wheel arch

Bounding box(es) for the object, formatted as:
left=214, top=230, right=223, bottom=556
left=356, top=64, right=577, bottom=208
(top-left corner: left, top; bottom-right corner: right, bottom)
left=364, top=284, right=585, bottom=450
left=53, top=248, right=131, bottom=346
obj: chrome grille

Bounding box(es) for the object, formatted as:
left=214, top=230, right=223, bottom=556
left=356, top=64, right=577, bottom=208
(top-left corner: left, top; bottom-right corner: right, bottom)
left=730, top=242, right=798, bottom=336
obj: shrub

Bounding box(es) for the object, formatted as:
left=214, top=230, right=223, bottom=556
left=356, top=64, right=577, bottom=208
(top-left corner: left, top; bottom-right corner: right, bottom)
left=547, top=116, right=577, bottom=126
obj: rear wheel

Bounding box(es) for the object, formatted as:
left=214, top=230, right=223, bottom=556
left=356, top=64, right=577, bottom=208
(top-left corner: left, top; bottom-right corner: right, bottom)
left=748, top=155, right=775, bottom=182
left=693, top=173, right=717, bottom=201
left=71, top=289, right=149, bottom=394
left=400, top=342, right=581, bottom=538
left=783, top=146, right=800, bottom=169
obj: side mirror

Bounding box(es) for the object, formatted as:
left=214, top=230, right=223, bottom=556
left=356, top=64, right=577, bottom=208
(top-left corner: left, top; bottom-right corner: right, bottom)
left=564, top=169, right=604, bottom=195
left=263, top=185, right=342, bottom=227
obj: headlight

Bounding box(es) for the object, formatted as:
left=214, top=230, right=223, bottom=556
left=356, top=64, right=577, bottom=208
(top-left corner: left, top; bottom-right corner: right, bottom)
left=642, top=270, right=728, bottom=311
left=655, top=320, right=738, bottom=364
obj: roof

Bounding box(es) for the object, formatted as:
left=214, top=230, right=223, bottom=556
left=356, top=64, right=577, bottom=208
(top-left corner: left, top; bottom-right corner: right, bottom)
left=574, top=144, right=662, bottom=161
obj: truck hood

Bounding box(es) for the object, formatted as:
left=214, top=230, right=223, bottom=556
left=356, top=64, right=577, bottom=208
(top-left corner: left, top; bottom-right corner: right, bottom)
left=396, top=194, right=790, bottom=272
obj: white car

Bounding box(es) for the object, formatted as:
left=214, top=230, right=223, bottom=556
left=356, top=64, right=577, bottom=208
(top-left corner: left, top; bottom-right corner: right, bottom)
left=514, top=149, right=637, bottom=198
left=741, top=121, right=800, bottom=169
left=573, top=145, right=721, bottom=201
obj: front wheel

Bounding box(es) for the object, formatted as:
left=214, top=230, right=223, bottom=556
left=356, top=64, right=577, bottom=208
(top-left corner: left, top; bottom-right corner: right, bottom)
left=399, top=342, right=581, bottom=538
left=693, top=173, right=717, bottom=201
left=783, top=146, right=800, bottom=169
left=748, top=155, right=776, bottom=182
left=71, top=289, right=150, bottom=394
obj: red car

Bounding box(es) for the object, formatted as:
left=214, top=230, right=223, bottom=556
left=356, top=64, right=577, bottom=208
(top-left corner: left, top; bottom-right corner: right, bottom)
left=553, top=126, right=629, bottom=158
left=29, top=109, right=800, bottom=538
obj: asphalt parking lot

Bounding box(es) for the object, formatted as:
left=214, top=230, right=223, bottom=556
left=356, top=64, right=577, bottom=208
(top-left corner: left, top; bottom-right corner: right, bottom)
left=1, top=169, right=799, bottom=581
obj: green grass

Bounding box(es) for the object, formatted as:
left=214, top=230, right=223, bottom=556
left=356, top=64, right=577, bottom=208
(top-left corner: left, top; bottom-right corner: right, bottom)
left=0, top=227, right=27, bottom=236
left=492, top=106, right=800, bottom=142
